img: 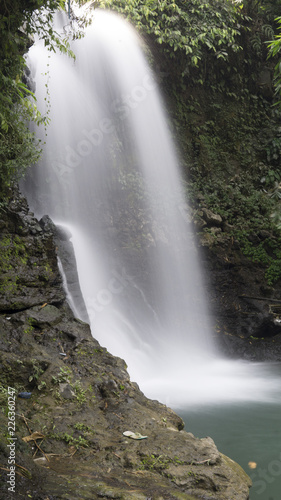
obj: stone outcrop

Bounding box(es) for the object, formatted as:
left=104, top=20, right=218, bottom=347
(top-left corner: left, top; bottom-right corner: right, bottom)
left=0, top=190, right=251, bottom=499
left=192, top=205, right=281, bottom=361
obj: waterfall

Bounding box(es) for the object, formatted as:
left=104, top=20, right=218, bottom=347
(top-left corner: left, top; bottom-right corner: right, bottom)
left=24, top=8, right=281, bottom=408
left=57, top=256, right=82, bottom=320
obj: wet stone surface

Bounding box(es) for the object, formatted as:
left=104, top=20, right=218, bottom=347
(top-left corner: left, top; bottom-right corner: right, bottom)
left=0, top=191, right=252, bottom=499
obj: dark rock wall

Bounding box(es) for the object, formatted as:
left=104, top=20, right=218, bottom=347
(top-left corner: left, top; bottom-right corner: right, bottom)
left=194, top=206, right=281, bottom=361
left=0, top=189, right=64, bottom=312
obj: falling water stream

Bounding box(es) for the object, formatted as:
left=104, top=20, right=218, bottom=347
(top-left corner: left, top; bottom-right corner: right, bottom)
left=24, top=8, right=281, bottom=498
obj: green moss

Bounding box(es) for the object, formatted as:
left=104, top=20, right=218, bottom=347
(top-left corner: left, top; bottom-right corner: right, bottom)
left=71, top=380, right=87, bottom=406
left=74, top=422, right=94, bottom=433
left=221, top=453, right=252, bottom=488
left=139, top=454, right=185, bottom=472
left=0, top=234, right=28, bottom=294
left=234, top=231, right=281, bottom=284
left=48, top=431, right=89, bottom=449
left=23, top=325, right=34, bottom=335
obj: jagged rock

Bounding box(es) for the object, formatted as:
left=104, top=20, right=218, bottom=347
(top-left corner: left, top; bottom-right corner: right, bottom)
left=39, top=214, right=57, bottom=233
left=59, top=383, right=76, bottom=399
left=0, top=197, right=64, bottom=312
left=56, top=318, right=92, bottom=341
left=201, top=208, right=223, bottom=227
left=199, top=231, right=216, bottom=247
left=26, top=304, right=64, bottom=327
left=0, top=190, right=251, bottom=499
left=192, top=210, right=207, bottom=230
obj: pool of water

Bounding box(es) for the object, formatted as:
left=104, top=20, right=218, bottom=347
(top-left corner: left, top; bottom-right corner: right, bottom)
left=178, top=401, right=281, bottom=500
left=138, top=359, right=281, bottom=499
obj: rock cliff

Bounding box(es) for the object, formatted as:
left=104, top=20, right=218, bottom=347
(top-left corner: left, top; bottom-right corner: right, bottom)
left=0, top=190, right=251, bottom=499
left=193, top=205, right=281, bottom=361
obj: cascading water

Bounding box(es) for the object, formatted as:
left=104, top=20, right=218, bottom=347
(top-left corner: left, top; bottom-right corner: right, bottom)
left=24, top=8, right=281, bottom=408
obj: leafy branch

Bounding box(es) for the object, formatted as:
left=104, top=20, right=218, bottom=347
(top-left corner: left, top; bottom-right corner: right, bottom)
left=267, top=16, right=281, bottom=105
left=0, top=0, right=89, bottom=194
left=98, top=0, right=244, bottom=67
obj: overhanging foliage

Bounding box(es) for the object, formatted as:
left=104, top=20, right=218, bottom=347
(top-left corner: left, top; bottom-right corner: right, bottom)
left=98, top=0, right=244, bottom=68
left=0, top=0, right=76, bottom=195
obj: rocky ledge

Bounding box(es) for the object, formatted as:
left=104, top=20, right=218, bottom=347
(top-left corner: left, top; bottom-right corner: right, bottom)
left=0, top=191, right=251, bottom=499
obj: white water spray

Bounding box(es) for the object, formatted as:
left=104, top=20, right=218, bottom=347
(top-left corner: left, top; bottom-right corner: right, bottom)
left=24, top=9, right=281, bottom=407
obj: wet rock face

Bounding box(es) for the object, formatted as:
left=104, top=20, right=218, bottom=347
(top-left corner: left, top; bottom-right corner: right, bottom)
left=0, top=190, right=251, bottom=500
left=193, top=206, right=281, bottom=361
left=0, top=191, right=64, bottom=312
left=40, top=216, right=89, bottom=323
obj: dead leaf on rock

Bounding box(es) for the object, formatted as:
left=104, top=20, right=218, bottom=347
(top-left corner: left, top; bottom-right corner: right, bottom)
left=22, top=431, right=45, bottom=442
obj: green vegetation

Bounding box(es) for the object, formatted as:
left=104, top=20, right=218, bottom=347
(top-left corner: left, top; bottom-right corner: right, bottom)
left=72, top=380, right=88, bottom=405
left=74, top=422, right=94, bottom=433
left=51, top=366, right=72, bottom=385
left=0, top=235, right=27, bottom=267
left=51, top=367, right=92, bottom=405
left=48, top=417, right=95, bottom=450
left=267, top=16, right=281, bottom=104
left=28, top=359, right=45, bottom=387
left=0, top=0, right=81, bottom=195
left=0, top=384, right=9, bottom=406
left=0, top=234, right=27, bottom=294
left=49, top=430, right=89, bottom=448
left=139, top=453, right=184, bottom=472
left=99, top=0, right=244, bottom=68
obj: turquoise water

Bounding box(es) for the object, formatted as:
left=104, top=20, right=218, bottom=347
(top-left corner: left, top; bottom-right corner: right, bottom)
left=178, top=401, right=281, bottom=500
